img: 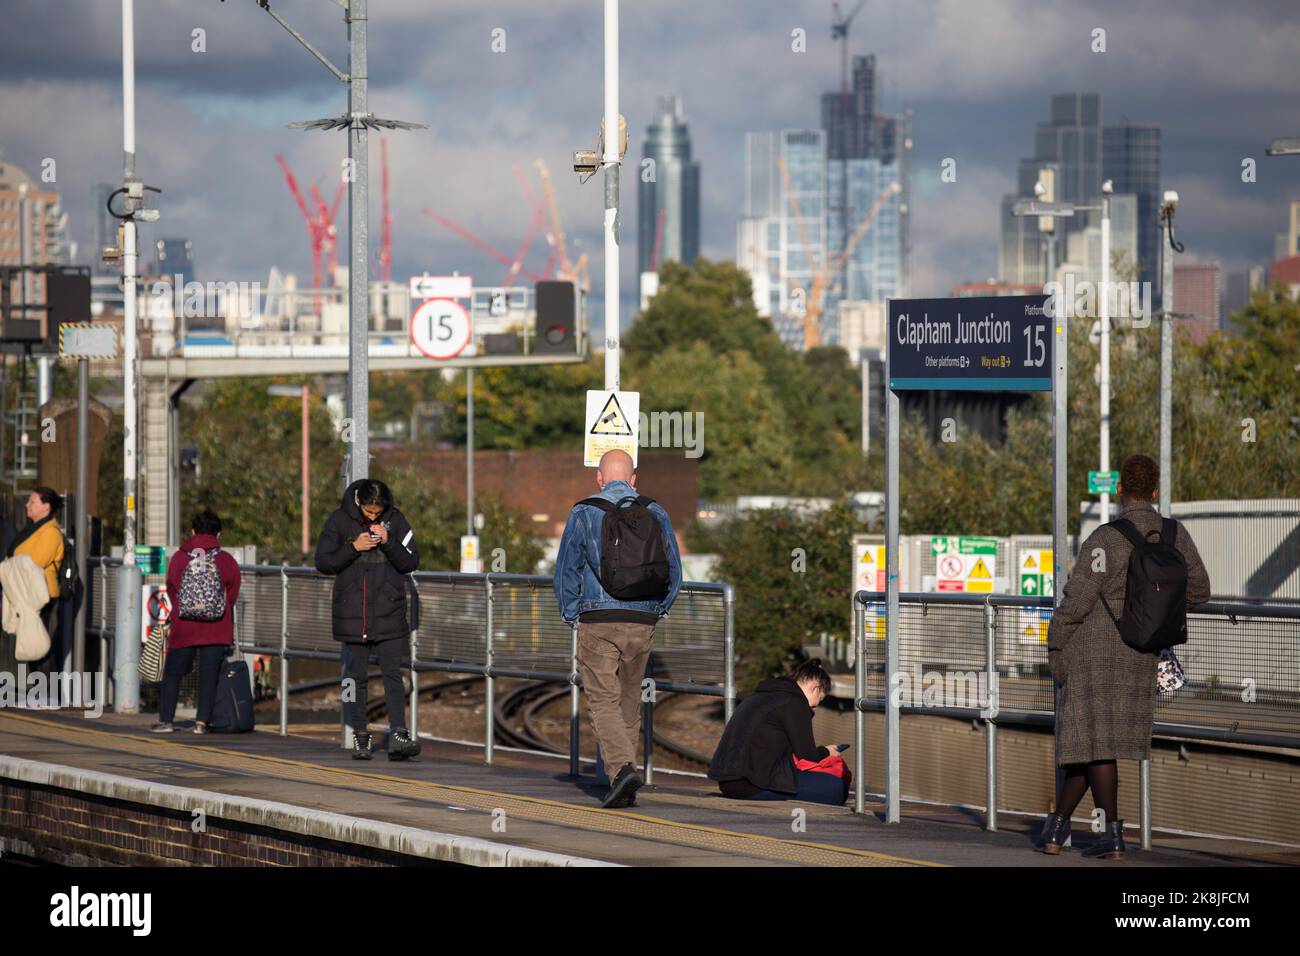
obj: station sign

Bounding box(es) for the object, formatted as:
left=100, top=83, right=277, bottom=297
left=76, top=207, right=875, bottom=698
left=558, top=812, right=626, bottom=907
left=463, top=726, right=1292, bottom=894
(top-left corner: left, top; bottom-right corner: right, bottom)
left=887, top=295, right=1052, bottom=392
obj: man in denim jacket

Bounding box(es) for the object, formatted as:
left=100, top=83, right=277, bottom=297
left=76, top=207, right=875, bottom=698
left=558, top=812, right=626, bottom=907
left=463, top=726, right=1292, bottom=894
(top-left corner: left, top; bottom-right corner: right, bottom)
left=553, top=449, right=682, bottom=807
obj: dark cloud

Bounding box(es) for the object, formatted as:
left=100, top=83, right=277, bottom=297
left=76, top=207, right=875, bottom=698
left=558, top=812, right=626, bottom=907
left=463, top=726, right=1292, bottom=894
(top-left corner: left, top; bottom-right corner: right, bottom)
left=1, top=0, right=1297, bottom=327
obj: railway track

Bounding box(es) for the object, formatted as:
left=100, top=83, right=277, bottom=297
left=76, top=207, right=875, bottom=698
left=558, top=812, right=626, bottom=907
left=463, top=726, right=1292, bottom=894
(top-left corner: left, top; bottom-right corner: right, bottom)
left=278, top=672, right=714, bottom=767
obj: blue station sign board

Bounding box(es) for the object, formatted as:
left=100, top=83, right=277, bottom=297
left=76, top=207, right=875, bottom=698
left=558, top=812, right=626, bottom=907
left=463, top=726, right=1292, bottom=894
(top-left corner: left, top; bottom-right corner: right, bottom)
left=887, top=295, right=1052, bottom=392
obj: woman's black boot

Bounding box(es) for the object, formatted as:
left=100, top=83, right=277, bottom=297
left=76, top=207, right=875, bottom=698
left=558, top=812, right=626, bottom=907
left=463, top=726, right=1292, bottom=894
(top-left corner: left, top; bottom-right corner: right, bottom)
left=1082, top=820, right=1126, bottom=859
left=1035, top=811, right=1069, bottom=855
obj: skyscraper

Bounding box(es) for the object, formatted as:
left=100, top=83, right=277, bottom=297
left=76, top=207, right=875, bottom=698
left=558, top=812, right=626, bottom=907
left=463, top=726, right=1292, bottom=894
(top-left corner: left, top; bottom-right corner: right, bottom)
left=736, top=129, right=827, bottom=349
left=1000, top=94, right=1114, bottom=287
left=1103, top=123, right=1161, bottom=291
left=1036, top=93, right=1102, bottom=228
left=637, top=95, right=700, bottom=277
left=821, top=55, right=911, bottom=299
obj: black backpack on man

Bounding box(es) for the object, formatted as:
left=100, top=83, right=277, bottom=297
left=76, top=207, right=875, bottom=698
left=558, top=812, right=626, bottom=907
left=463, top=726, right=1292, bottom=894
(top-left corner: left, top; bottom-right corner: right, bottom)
left=579, top=495, right=671, bottom=601
left=1101, top=517, right=1189, bottom=652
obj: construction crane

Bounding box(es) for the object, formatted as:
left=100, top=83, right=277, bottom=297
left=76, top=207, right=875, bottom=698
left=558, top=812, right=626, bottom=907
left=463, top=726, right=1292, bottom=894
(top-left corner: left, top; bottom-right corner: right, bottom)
left=777, top=155, right=898, bottom=349
left=311, top=180, right=345, bottom=284
left=832, top=1, right=867, bottom=98
left=420, top=207, right=551, bottom=284
left=535, top=159, right=590, bottom=291
left=830, top=1, right=867, bottom=267
left=275, top=153, right=329, bottom=313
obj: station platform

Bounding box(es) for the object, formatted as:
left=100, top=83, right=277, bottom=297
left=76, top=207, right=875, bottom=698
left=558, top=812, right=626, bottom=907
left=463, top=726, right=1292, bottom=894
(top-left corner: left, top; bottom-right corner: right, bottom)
left=1, top=709, right=1294, bottom=867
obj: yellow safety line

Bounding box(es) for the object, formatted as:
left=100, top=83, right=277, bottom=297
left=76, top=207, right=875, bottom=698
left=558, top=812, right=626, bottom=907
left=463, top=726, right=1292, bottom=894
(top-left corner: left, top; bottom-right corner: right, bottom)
left=0, top=712, right=940, bottom=867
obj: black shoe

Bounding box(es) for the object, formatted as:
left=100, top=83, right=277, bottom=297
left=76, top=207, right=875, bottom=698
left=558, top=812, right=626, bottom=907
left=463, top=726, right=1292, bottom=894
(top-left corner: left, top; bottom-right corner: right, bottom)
left=351, top=731, right=373, bottom=760
left=1081, top=820, right=1126, bottom=859
left=1035, top=811, right=1069, bottom=855
left=387, top=729, right=421, bottom=761
left=600, top=763, right=643, bottom=809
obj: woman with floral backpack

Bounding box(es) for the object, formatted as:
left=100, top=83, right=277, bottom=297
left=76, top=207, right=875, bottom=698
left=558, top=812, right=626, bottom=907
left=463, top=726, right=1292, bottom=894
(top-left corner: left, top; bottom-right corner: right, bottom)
left=152, top=509, right=241, bottom=734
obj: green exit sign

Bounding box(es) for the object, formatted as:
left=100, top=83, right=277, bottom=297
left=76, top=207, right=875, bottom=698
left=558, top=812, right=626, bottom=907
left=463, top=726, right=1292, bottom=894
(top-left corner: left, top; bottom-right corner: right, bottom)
left=1088, top=470, right=1119, bottom=494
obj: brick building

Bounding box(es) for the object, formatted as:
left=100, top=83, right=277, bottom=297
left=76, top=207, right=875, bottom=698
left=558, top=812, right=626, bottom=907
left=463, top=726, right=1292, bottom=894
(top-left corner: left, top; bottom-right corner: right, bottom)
left=377, top=448, right=700, bottom=543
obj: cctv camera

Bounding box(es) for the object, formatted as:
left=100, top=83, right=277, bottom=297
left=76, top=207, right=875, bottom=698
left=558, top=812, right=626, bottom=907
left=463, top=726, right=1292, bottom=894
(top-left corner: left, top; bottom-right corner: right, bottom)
left=1101, top=179, right=1114, bottom=194
left=136, top=209, right=161, bottom=223
left=1034, top=181, right=1047, bottom=199
left=1163, top=190, right=1179, bottom=207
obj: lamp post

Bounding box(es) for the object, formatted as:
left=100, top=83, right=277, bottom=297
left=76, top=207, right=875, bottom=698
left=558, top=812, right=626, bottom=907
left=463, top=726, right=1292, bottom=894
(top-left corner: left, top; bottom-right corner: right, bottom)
left=268, top=385, right=311, bottom=555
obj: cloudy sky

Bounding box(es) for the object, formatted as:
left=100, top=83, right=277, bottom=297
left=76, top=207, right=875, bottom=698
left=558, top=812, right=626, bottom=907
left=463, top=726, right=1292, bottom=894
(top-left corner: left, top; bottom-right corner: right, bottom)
left=2, top=0, right=1297, bottom=331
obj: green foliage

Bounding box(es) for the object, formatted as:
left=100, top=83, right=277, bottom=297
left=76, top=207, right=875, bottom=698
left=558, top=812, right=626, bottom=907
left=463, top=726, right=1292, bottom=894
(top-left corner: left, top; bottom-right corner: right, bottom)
left=705, top=502, right=866, bottom=694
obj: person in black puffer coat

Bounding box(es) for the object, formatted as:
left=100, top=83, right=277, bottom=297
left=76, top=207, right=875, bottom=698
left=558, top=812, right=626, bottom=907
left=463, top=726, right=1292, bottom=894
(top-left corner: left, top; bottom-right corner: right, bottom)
left=315, top=479, right=421, bottom=760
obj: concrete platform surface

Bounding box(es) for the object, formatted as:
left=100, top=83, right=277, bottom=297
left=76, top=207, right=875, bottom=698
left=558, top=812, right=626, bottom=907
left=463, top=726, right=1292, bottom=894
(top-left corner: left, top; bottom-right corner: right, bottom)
left=1, top=710, right=1294, bottom=867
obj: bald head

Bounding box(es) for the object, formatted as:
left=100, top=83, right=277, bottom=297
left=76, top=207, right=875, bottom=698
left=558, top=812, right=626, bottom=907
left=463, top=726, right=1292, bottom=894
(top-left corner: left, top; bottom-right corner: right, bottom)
left=596, top=449, right=636, bottom=489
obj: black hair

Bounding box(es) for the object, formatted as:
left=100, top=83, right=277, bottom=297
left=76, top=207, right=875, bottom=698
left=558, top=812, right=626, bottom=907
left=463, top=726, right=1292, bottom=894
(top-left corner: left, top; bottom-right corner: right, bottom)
left=788, top=658, right=832, bottom=697
left=33, top=486, right=63, bottom=516
left=354, top=480, right=393, bottom=511
left=1120, top=453, right=1159, bottom=500
left=191, top=508, right=222, bottom=536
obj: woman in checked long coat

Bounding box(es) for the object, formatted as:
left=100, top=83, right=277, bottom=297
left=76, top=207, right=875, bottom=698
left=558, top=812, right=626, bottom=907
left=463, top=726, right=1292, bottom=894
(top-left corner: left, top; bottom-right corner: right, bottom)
left=1037, top=454, right=1210, bottom=859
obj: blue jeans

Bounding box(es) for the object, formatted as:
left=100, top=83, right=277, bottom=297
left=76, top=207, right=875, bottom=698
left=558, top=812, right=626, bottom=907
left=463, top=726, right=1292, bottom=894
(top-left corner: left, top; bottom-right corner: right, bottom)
left=730, top=770, right=849, bottom=806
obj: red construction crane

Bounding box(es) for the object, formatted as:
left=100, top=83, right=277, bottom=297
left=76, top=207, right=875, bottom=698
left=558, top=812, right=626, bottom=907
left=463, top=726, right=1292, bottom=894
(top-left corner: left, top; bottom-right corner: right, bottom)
left=275, top=153, right=328, bottom=313
left=379, top=134, right=394, bottom=282
left=420, top=208, right=549, bottom=284
left=311, top=181, right=345, bottom=284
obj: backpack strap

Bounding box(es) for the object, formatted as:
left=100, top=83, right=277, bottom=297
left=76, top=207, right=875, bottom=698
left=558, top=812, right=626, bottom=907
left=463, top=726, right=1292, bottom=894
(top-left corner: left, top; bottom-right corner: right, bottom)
left=1159, top=516, right=1177, bottom=547
left=578, top=497, right=615, bottom=513
left=633, top=495, right=656, bottom=508
left=1106, top=518, right=1147, bottom=550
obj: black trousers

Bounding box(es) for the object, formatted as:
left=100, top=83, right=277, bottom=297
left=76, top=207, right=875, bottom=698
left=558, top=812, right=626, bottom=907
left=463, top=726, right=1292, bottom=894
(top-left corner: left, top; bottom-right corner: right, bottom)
left=159, top=644, right=227, bottom=724
left=343, top=638, right=408, bottom=735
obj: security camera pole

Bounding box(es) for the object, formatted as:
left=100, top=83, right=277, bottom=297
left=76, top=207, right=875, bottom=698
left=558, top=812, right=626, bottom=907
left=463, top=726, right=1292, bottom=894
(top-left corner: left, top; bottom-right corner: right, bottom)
left=603, top=0, right=620, bottom=391
left=112, top=0, right=145, bottom=713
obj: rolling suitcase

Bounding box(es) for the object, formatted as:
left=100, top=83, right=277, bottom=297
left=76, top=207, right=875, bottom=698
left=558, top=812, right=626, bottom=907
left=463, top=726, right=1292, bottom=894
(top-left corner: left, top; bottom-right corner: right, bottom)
left=210, top=650, right=254, bottom=733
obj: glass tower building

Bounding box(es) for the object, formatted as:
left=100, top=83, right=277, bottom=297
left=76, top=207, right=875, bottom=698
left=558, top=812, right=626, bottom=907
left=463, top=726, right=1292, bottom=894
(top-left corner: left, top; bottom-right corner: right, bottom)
left=1103, top=123, right=1161, bottom=293
left=637, top=95, right=700, bottom=277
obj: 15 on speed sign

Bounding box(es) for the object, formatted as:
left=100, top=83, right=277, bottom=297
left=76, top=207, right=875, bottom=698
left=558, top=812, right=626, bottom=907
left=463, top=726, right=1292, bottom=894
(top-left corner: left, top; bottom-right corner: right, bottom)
left=411, top=298, right=473, bottom=359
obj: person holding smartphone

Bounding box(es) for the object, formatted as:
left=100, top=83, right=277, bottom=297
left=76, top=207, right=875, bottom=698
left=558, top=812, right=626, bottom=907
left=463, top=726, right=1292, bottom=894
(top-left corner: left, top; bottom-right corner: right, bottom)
left=707, top=659, right=850, bottom=805
left=315, top=479, right=420, bottom=760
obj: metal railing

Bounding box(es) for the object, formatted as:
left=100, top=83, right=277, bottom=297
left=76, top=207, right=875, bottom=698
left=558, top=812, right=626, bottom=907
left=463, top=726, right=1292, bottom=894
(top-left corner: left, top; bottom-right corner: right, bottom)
left=87, top=557, right=733, bottom=783
left=852, top=589, right=1300, bottom=847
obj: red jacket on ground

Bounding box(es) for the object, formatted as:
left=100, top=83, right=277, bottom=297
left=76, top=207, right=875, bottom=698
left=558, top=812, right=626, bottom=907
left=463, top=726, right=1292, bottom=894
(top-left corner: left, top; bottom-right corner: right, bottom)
left=164, top=534, right=241, bottom=649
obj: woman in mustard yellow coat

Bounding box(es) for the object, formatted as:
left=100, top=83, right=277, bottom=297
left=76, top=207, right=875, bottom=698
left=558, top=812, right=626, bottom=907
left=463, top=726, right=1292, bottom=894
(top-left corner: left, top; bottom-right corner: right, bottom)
left=7, top=487, right=65, bottom=634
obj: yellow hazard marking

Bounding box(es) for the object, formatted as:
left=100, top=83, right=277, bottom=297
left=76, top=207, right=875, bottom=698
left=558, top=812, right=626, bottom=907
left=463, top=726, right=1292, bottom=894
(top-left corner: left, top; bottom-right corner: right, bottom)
left=1023, top=554, right=1037, bottom=569
left=969, top=557, right=992, bottom=579
left=0, top=712, right=938, bottom=868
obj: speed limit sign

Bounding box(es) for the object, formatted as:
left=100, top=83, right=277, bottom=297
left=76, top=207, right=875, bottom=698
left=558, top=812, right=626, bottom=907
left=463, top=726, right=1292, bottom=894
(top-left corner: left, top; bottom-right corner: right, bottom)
left=410, top=298, right=472, bottom=359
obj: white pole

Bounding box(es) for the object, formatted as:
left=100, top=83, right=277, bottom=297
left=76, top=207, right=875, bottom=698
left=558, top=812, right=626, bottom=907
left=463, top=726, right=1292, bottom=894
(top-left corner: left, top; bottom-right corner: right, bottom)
left=122, top=0, right=138, bottom=562
left=1099, top=195, right=1111, bottom=523
left=602, top=0, right=620, bottom=391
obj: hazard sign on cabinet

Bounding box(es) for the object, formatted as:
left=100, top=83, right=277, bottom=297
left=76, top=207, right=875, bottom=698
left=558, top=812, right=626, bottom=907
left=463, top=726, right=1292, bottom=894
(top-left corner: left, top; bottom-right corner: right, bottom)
left=853, top=540, right=886, bottom=594
left=1018, top=549, right=1054, bottom=598
left=584, top=390, right=640, bottom=467
left=931, top=536, right=997, bottom=593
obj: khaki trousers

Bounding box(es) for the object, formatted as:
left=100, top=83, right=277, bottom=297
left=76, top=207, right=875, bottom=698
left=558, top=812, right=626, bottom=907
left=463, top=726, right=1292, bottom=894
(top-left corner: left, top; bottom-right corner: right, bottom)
left=577, top=620, right=655, bottom=773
